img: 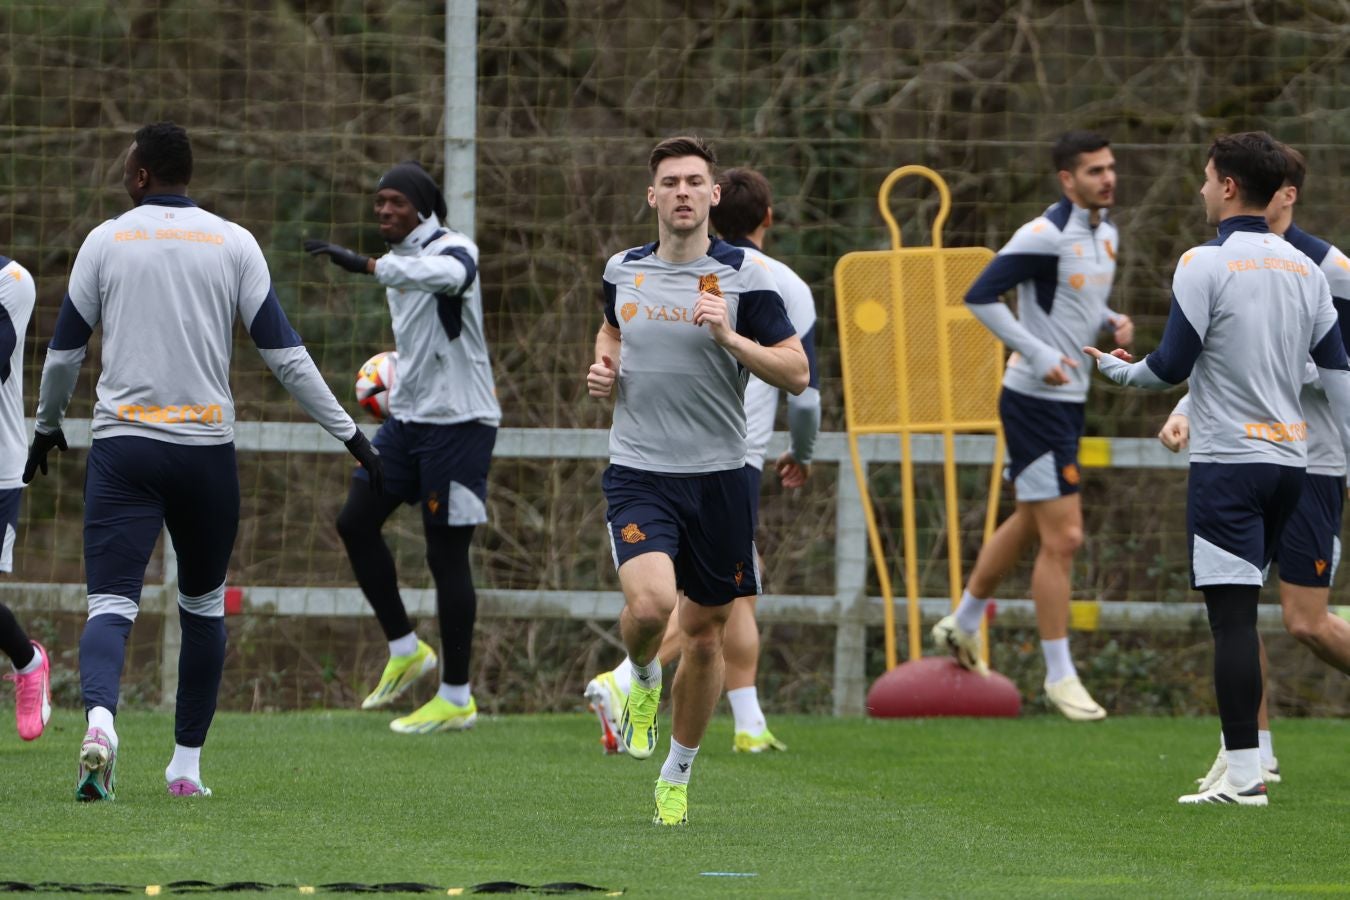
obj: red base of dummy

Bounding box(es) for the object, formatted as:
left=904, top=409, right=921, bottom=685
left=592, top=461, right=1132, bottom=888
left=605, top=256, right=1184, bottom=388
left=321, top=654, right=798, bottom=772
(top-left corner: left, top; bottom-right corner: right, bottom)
left=866, top=656, right=1021, bottom=718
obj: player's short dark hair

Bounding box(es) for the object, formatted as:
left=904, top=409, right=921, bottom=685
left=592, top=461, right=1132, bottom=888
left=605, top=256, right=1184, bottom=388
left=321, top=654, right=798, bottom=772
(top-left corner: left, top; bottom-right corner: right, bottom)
left=1276, top=142, right=1306, bottom=191
left=711, top=168, right=772, bottom=240
left=1207, top=131, right=1286, bottom=208
left=1052, top=131, right=1110, bottom=173
left=133, top=122, right=193, bottom=186
left=648, top=135, right=716, bottom=178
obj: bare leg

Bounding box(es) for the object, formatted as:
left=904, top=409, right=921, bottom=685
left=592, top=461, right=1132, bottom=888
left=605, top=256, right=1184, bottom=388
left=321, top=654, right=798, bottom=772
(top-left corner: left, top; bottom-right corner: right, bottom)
left=1257, top=634, right=1270, bottom=731
left=670, top=595, right=733, bottom=749
left=966, top=506, right=1039, bottom=599
left=722, top=596, right=759, bottom=691
left=1280, top=581, right=1350, bottom=674
left=618, top=552, right=678, bottom=666
left=1028, top=494, right=1084, bottom=642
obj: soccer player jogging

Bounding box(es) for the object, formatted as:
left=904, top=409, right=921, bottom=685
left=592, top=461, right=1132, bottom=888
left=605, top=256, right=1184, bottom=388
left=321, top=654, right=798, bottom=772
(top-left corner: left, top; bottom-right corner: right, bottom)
left=1087, top=131, right=1350, bottom=806
left=0, top=249, right=51, bottom=742
left=585, top=166, right=819, bottom=756
left=1156, top=142, right=1350, bottom=790
left=932, top=131, right=1133, bottom=720
left=587, top=137, right=807, bottom=824
left=306, top=162, right=499, bottom=733
left=25, top=123, right=382, bottom=801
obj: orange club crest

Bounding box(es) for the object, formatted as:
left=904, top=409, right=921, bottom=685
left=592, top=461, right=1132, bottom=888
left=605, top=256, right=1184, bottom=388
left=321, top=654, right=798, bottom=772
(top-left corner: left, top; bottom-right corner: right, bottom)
left=621, top=523, right=647, bottom=544
left=697, top=273, right=722, bottom=297
left=620, top=302, right=638, bottom=322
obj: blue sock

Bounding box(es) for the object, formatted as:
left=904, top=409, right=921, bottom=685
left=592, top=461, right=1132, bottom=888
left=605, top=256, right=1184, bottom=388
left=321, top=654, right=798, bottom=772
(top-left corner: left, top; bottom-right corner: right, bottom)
left=80, top=613, right=135, bottom=716
left=176, top=608, right=227, bottom=747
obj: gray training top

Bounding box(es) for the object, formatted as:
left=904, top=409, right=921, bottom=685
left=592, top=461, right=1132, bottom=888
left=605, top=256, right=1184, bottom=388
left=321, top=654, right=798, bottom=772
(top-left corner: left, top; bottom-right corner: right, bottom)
left=602, top=237, right=796, bottom=474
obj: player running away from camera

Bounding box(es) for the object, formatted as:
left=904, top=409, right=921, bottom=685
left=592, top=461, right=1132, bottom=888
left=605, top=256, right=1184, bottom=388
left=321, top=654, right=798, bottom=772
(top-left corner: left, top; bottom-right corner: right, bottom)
left=587, top=137, right=807, bottom=825
left=1156, top=141, right=1350, bottom=793
left=26, top=122, right=381, bottom=801
left=933, top=131, right=1132, bottom=721
left=1087, top=131, right=1350, bottom=806
left=306, top=162, right=499, bottom=734
left=0, top=246, right=51, bottom=742
left=584, top=166, right=820, bottom=756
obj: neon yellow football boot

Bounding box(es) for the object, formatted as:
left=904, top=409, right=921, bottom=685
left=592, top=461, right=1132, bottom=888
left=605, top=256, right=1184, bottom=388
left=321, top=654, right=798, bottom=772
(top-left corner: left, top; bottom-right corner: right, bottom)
left=361, top=640, right=438, bottom=710
left=653, top=778, right=688, bottom=826
left=733, top=728, right=787, bottom=753
left=389, top=695, right=477, bottom=734
left=621, top=680, right=661, bottom=760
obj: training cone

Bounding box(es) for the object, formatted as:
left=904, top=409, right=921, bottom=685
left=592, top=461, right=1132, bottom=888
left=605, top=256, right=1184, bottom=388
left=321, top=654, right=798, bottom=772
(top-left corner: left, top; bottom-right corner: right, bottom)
left=867, top=656, right=1020, bottom=718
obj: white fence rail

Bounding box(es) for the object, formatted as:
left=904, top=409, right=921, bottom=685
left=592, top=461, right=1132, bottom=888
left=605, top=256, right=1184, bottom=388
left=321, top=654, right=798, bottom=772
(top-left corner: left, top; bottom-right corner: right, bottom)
left=8, top=420, right=1272, bottom=717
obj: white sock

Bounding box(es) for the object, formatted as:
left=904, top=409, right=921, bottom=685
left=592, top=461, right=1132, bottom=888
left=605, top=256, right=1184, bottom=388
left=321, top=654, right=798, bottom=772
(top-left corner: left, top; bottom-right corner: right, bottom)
left=630, top=657, right=661, bottom=690
left=1226, top=747, right=1261, bottom=786
left=954, top=590, right=989, bottom=635
left=1258, top=730, right=1275, bottom=768
left=388, top=632, right=419, bottom=658
left=1219, top=729, right=1226, bottom=751
left=166, top=744, right=202, bottom=783
left=727, top=686, right=766, bottom=735
left=1041, top=637, right=1076, bottom=685
left=612, top=658, right=633, bottom=695
left=660, top=738, right=699, bottom=785
left=438, top=682, right=471, bottom=707
left=15, top=643, right=43, bottom=675
left=87, top=706, right=119, bottom=751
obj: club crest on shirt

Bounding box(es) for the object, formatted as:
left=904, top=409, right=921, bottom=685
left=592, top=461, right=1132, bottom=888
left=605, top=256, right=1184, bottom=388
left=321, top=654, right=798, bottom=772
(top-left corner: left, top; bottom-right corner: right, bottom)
left=621, top=523, right=646, bottom=544
left=634, top=273, right=645, bottom=288
left=698, top=273, right=722, bottom=297
left=621, top=302, right=638, bottom=322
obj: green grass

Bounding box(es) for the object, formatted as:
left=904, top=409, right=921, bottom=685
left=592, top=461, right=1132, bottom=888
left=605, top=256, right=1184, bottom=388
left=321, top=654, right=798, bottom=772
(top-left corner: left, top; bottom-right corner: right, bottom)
left=3, top=710, right=1348, bottom=897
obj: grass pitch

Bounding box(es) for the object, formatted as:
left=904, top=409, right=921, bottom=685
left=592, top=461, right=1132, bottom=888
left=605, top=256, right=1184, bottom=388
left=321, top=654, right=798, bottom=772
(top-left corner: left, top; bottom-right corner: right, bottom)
left=2, top=709, right=1348, bottom=897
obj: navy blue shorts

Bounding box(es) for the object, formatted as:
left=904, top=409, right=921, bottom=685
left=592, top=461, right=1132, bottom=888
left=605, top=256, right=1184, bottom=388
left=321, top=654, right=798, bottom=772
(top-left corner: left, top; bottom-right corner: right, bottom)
left=1273, top=472, right=1344, bottom=588
left=84, top=437, right=240, bottom=619
left=744, top=463, right=763, bottom=533
left=357, top=418, right=496, bottom=527
left=1187, top=462, right=1303, bottom=589
left=999, top=388, right=1086, bottom=502
left=603, top=464, right=759, bottom=607
left=0, top=488, right=19, bottom=574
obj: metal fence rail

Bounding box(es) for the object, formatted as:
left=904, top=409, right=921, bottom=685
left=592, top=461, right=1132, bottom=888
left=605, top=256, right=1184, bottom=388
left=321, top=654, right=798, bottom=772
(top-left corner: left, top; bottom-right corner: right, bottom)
left=8, top=419, right=1280, bottom=717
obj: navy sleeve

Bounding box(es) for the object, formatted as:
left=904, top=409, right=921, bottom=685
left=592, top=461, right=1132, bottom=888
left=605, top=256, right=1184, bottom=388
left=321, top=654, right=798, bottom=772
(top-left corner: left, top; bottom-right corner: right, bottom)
left=435, top=291, right=465, bottom=341
left=1311, top=321, right=1350, bottom=372
left=965, top=254, right=1058, bottom=313
left=735, top=289, right=795, bottom=346
left=440, top=246, right=478, bottom=294
left=0, top=303, right=13, bottom=384
left=603, top=278, right=619, bottom=328
left=801, top=324, right=820, bottom=389
left=247, top=285, right=304, bottom=349
left=1143, top=294, right=1205, bottom=385
left=49, top=293, right=94, bottom=351
left=1333, top=298, right=1350, bottom=357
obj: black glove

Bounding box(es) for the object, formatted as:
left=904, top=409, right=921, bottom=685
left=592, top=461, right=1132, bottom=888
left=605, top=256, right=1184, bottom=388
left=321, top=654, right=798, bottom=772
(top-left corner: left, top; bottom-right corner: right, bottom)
left=303, top=239, right=372, bottom=275
left=345, top=430, right=384, bottom=495
left=23, top=427, right=68, bottom=483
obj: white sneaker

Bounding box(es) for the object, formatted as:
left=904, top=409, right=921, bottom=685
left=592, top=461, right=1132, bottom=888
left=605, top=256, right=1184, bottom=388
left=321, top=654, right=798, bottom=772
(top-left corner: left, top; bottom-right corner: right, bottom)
left=1196, top=748, right=1281, bottom=789
left=931, top=614, right=988, bottom=676
left=1178, top=773, right=1268, bottom=806
left=583, top=670, right=626, bottom=754
left=1044, top=675, right=1106, bottom=721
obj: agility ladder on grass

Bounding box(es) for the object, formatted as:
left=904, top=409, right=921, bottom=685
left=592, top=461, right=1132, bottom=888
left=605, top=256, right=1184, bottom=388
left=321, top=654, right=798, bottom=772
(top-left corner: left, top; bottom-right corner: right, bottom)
left=834, top=166, right=1003, bottom=670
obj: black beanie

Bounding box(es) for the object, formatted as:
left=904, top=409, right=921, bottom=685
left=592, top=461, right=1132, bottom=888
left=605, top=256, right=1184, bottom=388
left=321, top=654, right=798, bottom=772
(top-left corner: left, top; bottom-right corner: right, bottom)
left=376, top=161, right=447, bottom=221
